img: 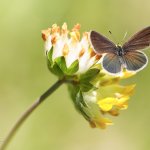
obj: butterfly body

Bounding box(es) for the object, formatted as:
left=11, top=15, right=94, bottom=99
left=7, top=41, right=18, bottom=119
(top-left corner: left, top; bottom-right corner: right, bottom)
left=90, top=27, right=150, bottom=75
left=116, top=45, right=125, bottom=56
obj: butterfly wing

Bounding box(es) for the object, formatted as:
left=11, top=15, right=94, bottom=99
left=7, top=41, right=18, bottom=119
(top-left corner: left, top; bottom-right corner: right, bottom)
left=90, top=31, right=117, bottom=54
left=122, top=51, right=148, bottom=72
left=122, top=26, right=150, bottom=51
left=102, top=53, right=122, bottom=74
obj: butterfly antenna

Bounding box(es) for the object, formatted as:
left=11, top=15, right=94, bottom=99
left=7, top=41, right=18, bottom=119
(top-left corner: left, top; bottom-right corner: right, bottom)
left=109, top=30, right=119, bottom=45
left=121, top=31, right=128, bottom=45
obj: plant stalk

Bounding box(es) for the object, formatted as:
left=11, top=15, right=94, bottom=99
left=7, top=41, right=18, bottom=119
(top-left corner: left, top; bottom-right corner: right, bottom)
left=0, top=79, right=64, bottom=150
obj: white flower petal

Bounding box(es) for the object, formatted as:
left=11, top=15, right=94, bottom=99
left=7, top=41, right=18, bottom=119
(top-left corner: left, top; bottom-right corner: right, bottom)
left=45, top=35, right=52, bottom=53
left=65, top=41, right=81, bottom=67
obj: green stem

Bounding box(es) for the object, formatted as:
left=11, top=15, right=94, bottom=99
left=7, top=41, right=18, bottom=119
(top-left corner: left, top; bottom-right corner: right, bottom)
left=0, top=79, right=64, bottom=150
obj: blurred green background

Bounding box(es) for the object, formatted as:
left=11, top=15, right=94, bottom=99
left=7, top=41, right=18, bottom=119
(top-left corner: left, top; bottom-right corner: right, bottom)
left=0, top=0, right=150, bottom=149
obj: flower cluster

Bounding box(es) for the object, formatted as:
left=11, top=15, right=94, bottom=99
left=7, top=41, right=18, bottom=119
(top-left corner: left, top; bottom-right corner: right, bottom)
left=42, top=23, right=101, bottom=75
left=42, top=23, right=136, bottom=129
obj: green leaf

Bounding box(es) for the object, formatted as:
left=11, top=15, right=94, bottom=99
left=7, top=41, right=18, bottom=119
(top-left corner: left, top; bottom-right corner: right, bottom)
left=80, top=82, right=94, bottom=92
left=80, top=68, right=100, bottom=82
left=67, top=60, right=79, bottom=75
left=55, top=56, right=67, bottom=73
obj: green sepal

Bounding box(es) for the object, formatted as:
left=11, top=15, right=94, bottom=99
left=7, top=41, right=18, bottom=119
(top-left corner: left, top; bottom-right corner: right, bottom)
left=76, top=91, right=88, bottom=108
left=47, top=52, right=79, bottom=77
left=46, top=49, right=64, bottom=77
left=67, top=60, right=79, bottom=75
left=75, top=91, right=90, bottom=120
left=55, top=56, right=67, bottom=73
left=79, top=68, right=100, bottom=92
left=47, top=47, right=53, bottom=66
left=80, top=82, right=94, bottom=92
left=55, top=56, right=79, bottom=75
left=80, top=68, right=100, bottom=82
left=67, top=83, right=87, bottom=108
left=48, top=62, right=64, bottom=78
left=52, top=64, right=64, bottom=77
left=68, top=83, right=90, bottom=121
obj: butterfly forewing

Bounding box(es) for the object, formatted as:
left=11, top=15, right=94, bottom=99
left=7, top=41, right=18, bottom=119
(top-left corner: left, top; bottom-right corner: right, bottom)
left=102, top=53, right=122, bottom=74
left=90, top=31, right=116, bottom=54
left=123, top=26, right=150, bottom=51
left=123, top=51, right=148, bottom=71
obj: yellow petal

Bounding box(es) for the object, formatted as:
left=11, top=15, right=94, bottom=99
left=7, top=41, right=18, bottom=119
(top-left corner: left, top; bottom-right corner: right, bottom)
left=90, top=118, right=113, bottom=129
left=97, top=118, right=113, bottom=129
left=116, top=96, right=129, bottom=109
left=121, top=70, right=136, bottom=79
left=98, top=97, right=118, bottom=111
left=109, top=109, right=120, bottom=116
left=100, top=77, right=120, bottom=86
left=121, top=84, right=136, bottom=96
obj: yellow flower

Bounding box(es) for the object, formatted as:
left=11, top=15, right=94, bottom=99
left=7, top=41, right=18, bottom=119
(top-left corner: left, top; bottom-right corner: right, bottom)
left=97, top=96, right=129, bottom=112
left=80, top=80, right=135, bottom=129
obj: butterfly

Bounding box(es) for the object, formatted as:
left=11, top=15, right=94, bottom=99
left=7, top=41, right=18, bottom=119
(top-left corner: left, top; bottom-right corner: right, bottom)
left=90, top=27, right=150, bottom=75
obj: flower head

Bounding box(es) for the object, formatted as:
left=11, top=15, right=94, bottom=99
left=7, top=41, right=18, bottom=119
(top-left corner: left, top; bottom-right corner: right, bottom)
left=42, top=23, right=101, bottom=75
left=42, top=23, right=137, bottom=129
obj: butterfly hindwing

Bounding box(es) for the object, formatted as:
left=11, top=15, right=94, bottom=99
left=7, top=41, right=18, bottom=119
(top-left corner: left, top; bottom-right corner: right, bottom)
left=123, top=51, right=148, bottom=71
left=90, top=31, right=116, bottom=54
left=123, top=26, right=150, bottom=51
left=102, top=53, right=122, bottom=74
